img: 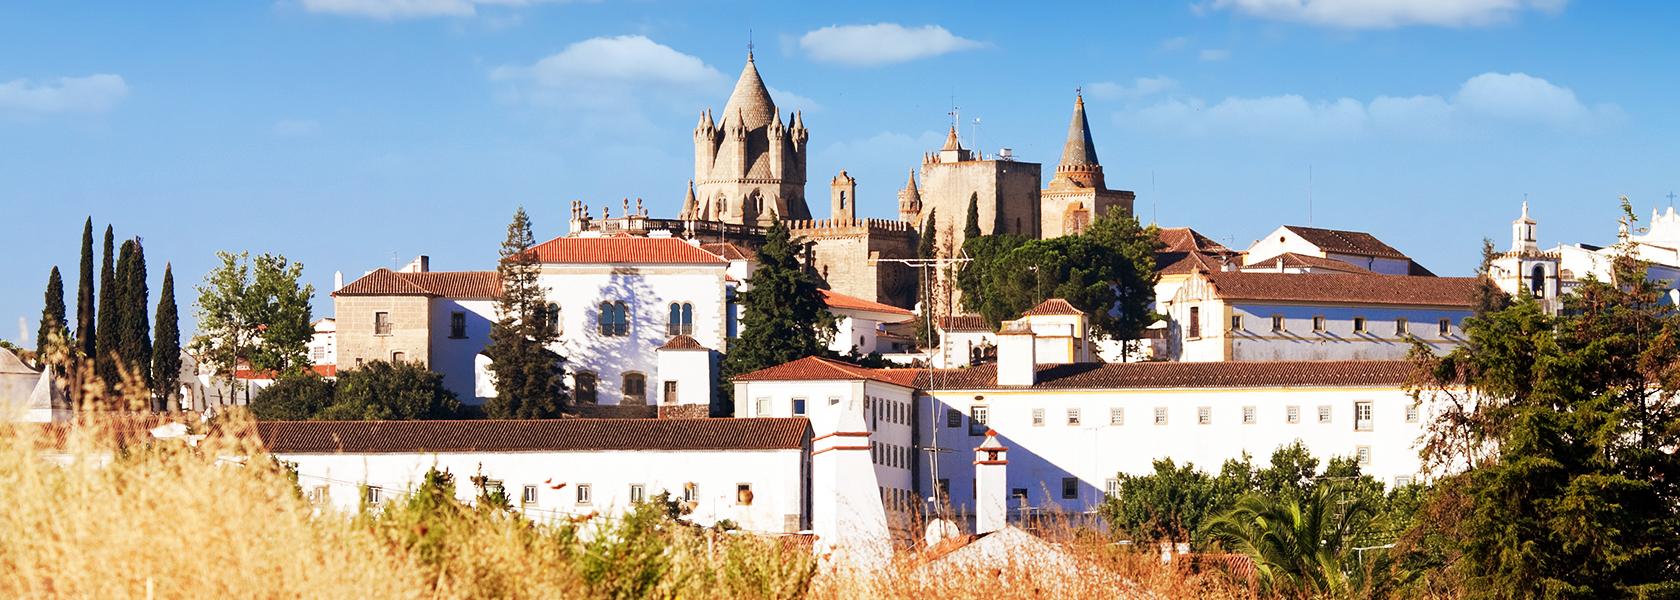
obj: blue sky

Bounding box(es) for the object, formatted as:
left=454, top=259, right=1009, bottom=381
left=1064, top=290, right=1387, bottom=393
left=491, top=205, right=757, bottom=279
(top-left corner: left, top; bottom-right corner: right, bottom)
left=3, top=0, right=1676, bottom=345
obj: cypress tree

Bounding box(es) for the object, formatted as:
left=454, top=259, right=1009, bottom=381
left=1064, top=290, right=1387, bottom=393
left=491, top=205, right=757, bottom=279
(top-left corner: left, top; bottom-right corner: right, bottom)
left=483, top=207, right=566, bottom=419
left=151, top=264, right=180, bottom=411
left=37, top=267, right=66, bottom=368
left=915, top=209, right=937, bottom=348
left=964, top=192, right=982, bottom=241
left=75, top=218, right=95, bottom=362
left=121, top=239, right=151, bottom=397
left=722, top=215, right=835, bottom=415
left=95, top=226, right=119, bottom=389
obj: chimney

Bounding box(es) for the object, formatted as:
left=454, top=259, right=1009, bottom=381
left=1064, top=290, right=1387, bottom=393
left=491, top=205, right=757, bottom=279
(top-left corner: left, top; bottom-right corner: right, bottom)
left=974, top=429, right=1009, bottom=534
left=334, top=270, right=344, bottom=292
left=996, top=319, right=1036, bottom=386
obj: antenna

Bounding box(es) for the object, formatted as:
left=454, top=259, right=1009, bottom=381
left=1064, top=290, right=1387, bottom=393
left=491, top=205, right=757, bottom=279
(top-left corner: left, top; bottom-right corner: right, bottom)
left=391, top=251, right=398, bottom=270
left=1151, top=171, right=1158, bottom=225
left=972, top=117, right=980, bottom=157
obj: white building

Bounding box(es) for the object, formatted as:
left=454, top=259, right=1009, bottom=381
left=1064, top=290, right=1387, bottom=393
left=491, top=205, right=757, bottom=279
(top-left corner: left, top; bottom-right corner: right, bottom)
left=1165, top=271, right=1476, bottom=362
left=331, top=264, right=498, bottom=402
left=1242, top=225, right=1435, bottom=276
left=307, top=318, right=336, bottom=369
left=1490, top=202, right=1680, bottom=314
left=256, top=418, right=813, bottom=533
left=822, top=289, right=915, bottom=356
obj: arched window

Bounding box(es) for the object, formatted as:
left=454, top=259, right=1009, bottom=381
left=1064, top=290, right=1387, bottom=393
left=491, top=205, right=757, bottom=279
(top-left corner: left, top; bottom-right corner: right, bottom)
left=573, top=372, right=598, bottom=405
left=1531, top=264, right=1546, bottom=298
left=598, top=301, right=628, bottom=336
left=667, top=302, right=693, bottom=336
left=545, top=303, right=560, bottom=335
left=839, top=191, right=847, bottom=210
left=622, top=372, right=647, bottom=405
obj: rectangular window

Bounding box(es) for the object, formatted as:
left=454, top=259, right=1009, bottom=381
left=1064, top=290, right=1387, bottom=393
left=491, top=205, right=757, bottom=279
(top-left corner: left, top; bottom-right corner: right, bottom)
left=1198, top=406, right=1212, bottom=425
left=364, top=486, right=382, bottom=504
left=1062, top=477, right=1079, bottom=500
left=391, top=351, right=406, bottom=363
left=1188, top=306, right=1201, bottom=338
left=1067, top=408, right=1081, bottom=426
left=1394, top=475, right=1414, bottom=488
left=663, top=380, right=678, bottom=404
left=629, top=484, right=645, bottom=503
left=1231, top=315, right=1243, bottom=330
left=1439, top=318, right=1452, bottom=336
left=1406, top=404, right=1420, bottom=423
left=1032, top=408, right=1045, bottom=427
left=1272, top=315, right=1286, bottom=332
left=736, top=483, right=753, bottom=505
left=576, top=484, right=592, bottom=505
left=947, top=408, right=962, bottom=428
left=1012, top=488, right=1029, bottom=507
left=755, top=397, right=770, bottom=417
left=1318, top=405, right=1333, bottom=423
left=829, top=396, right=842, bottom=406
left=792, top=397, right=807, bottom=416
left=1287, top=405, right=1301, bottom=424
left=1110, top=407, right=1124, bottom=426
left=1313, top=316, right=1326, bottom=332
left=1154, top=407, right=1168, bottom=425
left=1105, top=479, right=1120, bottom=498
left=1355, top=401, right=1374, bottom=431
left=969, top=406, right=990, bottom=436
left=374, top=312, right=391, bottom=335
left=1356, top=446, right=1372, bottom=465
left=522, top=485, right=538, bottom=505
left=309, top=486, right=329, bottom=505
left=1243, top=406, right=1256, bottom=424
left=450, top=311, right=466, bottom=338
left=1353, top=317, right=1367, bottom=333
left=312, top=346, right=326, bottom=361
left=683, top=484, right=698, bottom=503
left=1395, top=318, right=1409, bottom=335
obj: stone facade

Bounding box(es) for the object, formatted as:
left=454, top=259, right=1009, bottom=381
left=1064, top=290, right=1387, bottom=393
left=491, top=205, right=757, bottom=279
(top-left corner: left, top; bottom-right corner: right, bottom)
left=914, top=128, right=1043, bottom=255
left=336, top=295, right=431, bottom=369
left=1042, top=94, right=1134, bottom=237
left=788, top=218, right=920, bottom=309
left=685, top=54, right=811, bottom=226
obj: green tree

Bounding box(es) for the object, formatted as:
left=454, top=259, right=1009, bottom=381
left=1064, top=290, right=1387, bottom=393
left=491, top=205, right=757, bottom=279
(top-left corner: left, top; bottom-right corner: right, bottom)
left=151, top=264, right=181, bottom=411
left=118, top=239, right=151, bottom=393
left=319, top=359, right=462, bottom=421
left=75, top=218, right=96, bottom=363
left=191, top=252, right=316, bottom=399
left=36, top=266, right=66, bottom=370
left=247, top=370, right=336, bottom=420
left=963, top=193, right=982, bottom=240
left=915, top=208, right=937, bottom=348
left=1204, top=482, right=1399, bottom=598
left=483, top=207, right=566, bottom=419
left=722, top=215, right=836, bottom=415
left=1470, top=237, right=1512, bottom=322
left=95, top=225, right=118, bottom=388
left=1100, top=458, right=1228, bottom=546
left=1405, top=198, right=1680, bottom=599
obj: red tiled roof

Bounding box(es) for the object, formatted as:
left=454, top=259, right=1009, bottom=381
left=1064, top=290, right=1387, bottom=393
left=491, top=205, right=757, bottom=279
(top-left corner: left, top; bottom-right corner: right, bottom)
left=913, top=359, right=1414, bottom=390
left=1242, top=252, right=1376, bottom=274
left=1158, top=227, right=1233, bottom=254
left=1282, top=226, right=1410, bottom=260
left=333, top=269, right=499, bottom=299
left=1158, top=251, right=1229, bottom=276
left=822, top=289, right=914, bottom=316
left=246, top=418, right=810, bottom=453
left=1201, top=271, right=1475, bottom=306
left=732, top=356, right=921, bottom=388
left=235, top=364, right=337, bottom=380
left=1156, top=228, right=1240, bottom=276
left=940, top=315, right=992, bottom=332
left=527, top=237, right=727, bottom=265
left=657, top=335, right=709, bottom=350
left=700, top=242, right=753, bottom=261
left=1021, top=299, right=1083, bottom=316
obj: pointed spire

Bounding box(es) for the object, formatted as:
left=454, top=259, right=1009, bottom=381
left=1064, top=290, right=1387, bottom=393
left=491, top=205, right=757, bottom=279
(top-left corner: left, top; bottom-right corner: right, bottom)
left=903, top=169, right=920, bottom=199
left=720, top=56, right=776, bottom=130
left=772, top=108, right=784, bottom=128
left=792, top=110, right=803, bottom=129
left=1060, top=92, right=1099, bottom=167
left=941, top=126, right=962, bottom=151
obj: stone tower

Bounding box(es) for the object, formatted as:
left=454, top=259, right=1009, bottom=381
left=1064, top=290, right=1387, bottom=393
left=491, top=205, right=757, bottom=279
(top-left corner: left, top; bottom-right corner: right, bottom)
left=1041, top=93, right=1135, bottom=237
left=896, top=170, right=922, bottom=223
left=915, top=127, right=1042, bottom=256
left=830, top=171, right=856, bottom=220
left=692, top=54, right=812, bottom=225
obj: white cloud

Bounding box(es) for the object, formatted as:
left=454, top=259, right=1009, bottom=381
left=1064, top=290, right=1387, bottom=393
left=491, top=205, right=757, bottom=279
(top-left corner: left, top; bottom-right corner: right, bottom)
left=272, top=119, right=321, bottom=137
left=297, top=0, right=579, bottom=19
left=1116, top=71, right=1620, bottom=140
left=490, top=35, right=726, bottom=131
left=798, top=23, right=984, bottom=66
left=1208, top=0, right=1569, bottom=29
left=767, top=86, right=821, bottom=115
left=1200, top=49, right=1231, bottom=61
left=0, top=74, right=128, bottom=114
left=1161, top=36, right=1190, bottom=51
left=1087, top=76, right=1180, bottom=100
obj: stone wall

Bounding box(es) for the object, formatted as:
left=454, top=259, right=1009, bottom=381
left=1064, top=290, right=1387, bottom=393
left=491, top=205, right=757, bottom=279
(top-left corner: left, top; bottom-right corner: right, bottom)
left=917, top=159, right=1043, bottom=255
left=572, top=404, right=658, bottom=419
left=1042, top=188, right=1135, bottom=238
left=788, top=218, right=919, bottom=309
left=658, top=404, right=711, bottom=419
left=335, top=295, right=432, bottom=369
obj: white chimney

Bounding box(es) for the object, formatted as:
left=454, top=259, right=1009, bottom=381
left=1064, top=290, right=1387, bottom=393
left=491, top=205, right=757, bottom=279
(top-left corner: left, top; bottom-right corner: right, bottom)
left=996, top=319, right=1036, bottom=386
left=974, top=429, right=1009, bottom=534
left=334, top=270, right=344, bottom=292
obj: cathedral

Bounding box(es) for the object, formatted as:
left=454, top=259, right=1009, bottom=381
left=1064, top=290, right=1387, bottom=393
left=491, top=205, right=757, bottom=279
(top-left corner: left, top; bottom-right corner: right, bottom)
left=571, top=54, right=1134, bottom=313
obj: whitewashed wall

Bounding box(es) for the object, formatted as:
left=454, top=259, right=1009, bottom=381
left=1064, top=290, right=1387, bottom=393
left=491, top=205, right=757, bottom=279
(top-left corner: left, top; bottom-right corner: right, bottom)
left=428, top=298, right=496, bottom=402
left=1172, top=300, right=1469, bottom=362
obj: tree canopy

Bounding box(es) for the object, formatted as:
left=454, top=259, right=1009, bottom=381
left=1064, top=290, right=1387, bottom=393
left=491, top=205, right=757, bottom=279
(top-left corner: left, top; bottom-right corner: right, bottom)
left=36, top=266, right=65, bottom=369
left=483, top=207, right=566, bottom=419
left=722, top=215, right=835, bottom=415
left=191, top=251, right=315, bottom=389
left=251, top=360, right=462, bottom=421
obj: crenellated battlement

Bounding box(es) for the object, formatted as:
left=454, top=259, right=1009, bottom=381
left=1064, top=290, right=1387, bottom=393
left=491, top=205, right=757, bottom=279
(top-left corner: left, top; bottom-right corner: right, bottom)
left=786, top=218, right=918, bottom=237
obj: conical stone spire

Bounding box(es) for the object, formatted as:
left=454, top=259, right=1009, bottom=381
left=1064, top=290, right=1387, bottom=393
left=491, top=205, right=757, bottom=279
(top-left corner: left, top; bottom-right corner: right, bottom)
left=902, top=169, right=920, bottom=201
left=1060, top=93, right=1098, bottom=167
left=720, top=54, right=776, bottom=131
left=941, top=126, right=963, bottom=151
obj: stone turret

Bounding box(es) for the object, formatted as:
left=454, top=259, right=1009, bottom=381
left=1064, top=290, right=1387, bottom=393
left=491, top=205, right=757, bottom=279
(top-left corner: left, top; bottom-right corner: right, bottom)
left=1051, top=93, right=1104, bottom=190
left=897, top=170, right=922, bottom=223
left=830, top=170, right=856, bottom=220
left=1041, top=92, right=1134, bottom=237
left=690, top=54, right=812, bottom=226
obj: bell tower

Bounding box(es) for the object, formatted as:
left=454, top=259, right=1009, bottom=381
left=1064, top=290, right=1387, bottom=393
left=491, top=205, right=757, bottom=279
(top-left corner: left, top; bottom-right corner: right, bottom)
left=830, top=171, right=856, bottom=220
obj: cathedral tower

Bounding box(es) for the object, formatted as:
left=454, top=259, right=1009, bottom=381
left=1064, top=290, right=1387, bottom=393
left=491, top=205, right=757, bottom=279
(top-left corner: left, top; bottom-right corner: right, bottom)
left=830, top=171, right=856, bottom=220
left=692, top=54, right=812, bottom=225
left=1041, top=92, right=1135, bottom=237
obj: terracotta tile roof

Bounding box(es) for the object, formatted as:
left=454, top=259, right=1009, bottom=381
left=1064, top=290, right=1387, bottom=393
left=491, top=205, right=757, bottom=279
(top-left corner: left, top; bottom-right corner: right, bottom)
left=940, top=315, right=992, bottom=332
left=333, top=269, right=499, bottom=299
left=1201, top=271, right=1476, bottom=307
left=527, top=237, right=727, bottom=265
left=822, top=289, right=914, bottom=316
left=1158, top=228, right=1233, bottom=254
left=1158, top=251, right=1230, bottom=276
left=700, top=242, right=753, bottom=261
left=657, top=335, right=709, bottom=350
left=1021, top=299, right=1084, bottom=316
left=732, top=356, right=921, bottom=388
left=913, top=359, right=1414, bottom=390
left=1156, top=228, right=1241, bottom=276
left=235, top=364, right=336, bottom=380
left=1282, top=226, right=1409, bottom=260
left=245, top=418, right=810, bottom=453
left=1242, top=252, right=1376, bottom=274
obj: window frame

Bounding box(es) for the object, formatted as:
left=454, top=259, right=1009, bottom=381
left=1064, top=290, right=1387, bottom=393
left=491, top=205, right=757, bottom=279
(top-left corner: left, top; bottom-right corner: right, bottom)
left=1356, top=446, right=1372, bottom=465
left=364, top=486, right=382, bottom=505
left=1405, top=404, right=1420, bottom=423
left=1312, top=315, right=1326, bottom=332
left=1197, top=406, right=1212, bottom=425
left=1066, top=407, right=1081, bottom=427
left=1110, top=407, right=1124, bottom=426
left=629, top=484, right=645, bottom=503
left=1231, top=314, right=1243, bottom=330
left=522, top=485, right=538, bottom=505
left=667, top=302, right=695, bottom=336
left=1353, top=316, right=1366, bottom=333
left=598, top=301, right=629, bottom=337
left=792, top=397, right=807, bottom=416
left=1105, top=478, right=1120, bottom=498
left=1439, top=318, right=1452, bottom=336
left=969, top=406, right=990, bottom=436
left=374, top=311, right=391, bottom=336
left=1272, top=314, right=1286, bottom=332
left=1395, top=317, right=1409, bottom=335
left=662, top=380, right=679, bottom=404
left=1031, top=408, right=1045, bottom=427
left=736, top=483, right=753, bottom=505
left=1153, top=407, right=1168, bottom=425
left=576, top=484, right=592, bottom=505
left=573, top=371, right=598, bottom=405
left=622, top=372, right=647, bottom=404
left=755, top=396, right=771, bottom=417
left=1287, top=405, right=1301, bottom=424
left=1061, top=477, right=1079, bottom=500
left=1318, top=405, right=1333, bottom=424
left=450, top=311, right=467, bottom=339
left=1188, top=306, right=1201, bottom=338
left=1355, top=400, right=1374, bottom=431
left=1242, top=406, right=1256, bottom=424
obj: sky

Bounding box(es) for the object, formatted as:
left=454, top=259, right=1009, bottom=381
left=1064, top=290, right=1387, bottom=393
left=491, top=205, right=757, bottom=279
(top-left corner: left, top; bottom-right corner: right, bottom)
left=3, top=0, right=1677, bottom=347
